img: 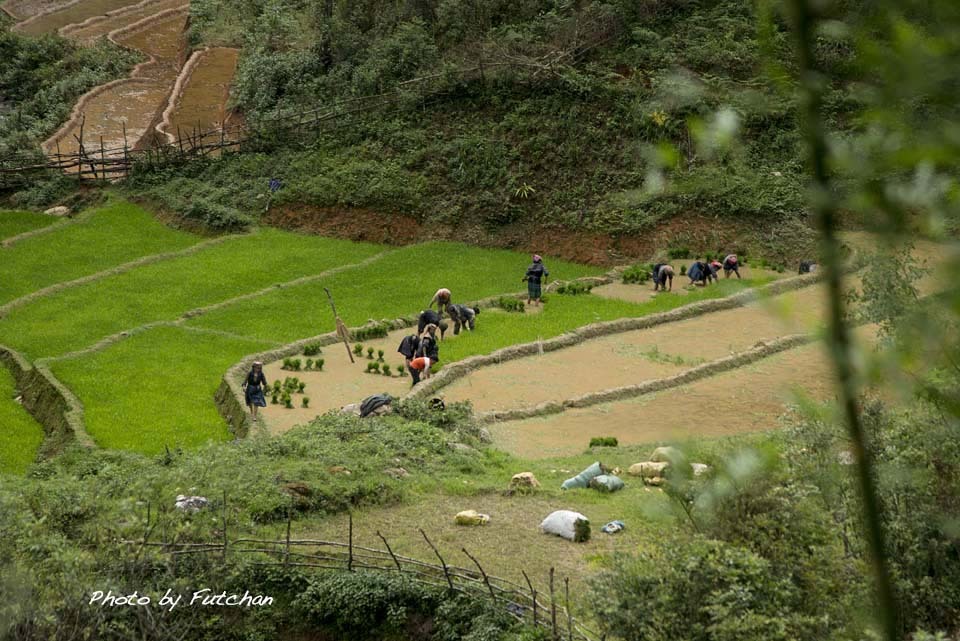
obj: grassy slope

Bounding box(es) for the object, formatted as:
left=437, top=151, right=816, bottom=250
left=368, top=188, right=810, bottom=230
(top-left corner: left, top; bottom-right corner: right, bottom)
left=0, top=230, right=382, bottom=359
left=51, top=326, right=274, bottom=452
left=0, top=200, right=198, bottom=305
left=0, top=210, right=55, bottom=239
left=0, top=365, right=45, bottom=474
left=186, top=242, right=606, bottom=342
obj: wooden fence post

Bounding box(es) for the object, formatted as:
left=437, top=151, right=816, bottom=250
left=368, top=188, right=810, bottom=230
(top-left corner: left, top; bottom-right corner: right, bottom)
left=565, top=577, right=572, bottom=641
left=284, top=508, right=292, bottom=567
left=347, top=511, right=354, bottom=571
left=522, top=570, right=538, bottom=627
left=221, top=490, right=228, bottom=561
left=420, top=529, right=454, bottom=592
left=550, top=567, right=558, bottom=639
left=122, top=122, right=129, bottom=179
left=462, top=547, right=496, bottom=600
left=376, top=530, right=403, bottom=572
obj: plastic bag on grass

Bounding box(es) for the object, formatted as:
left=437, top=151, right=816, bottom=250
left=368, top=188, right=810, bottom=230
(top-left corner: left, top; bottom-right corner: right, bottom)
left=540, top=510, right=590, bottom=542
left=589, top=474, right=625, bottom=493
left=560, top=461, right=603, bottom=490
left=455, top=510, right=490, bottom=526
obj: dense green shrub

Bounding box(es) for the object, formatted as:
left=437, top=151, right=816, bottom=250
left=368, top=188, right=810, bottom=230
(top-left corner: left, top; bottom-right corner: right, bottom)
left=497, top=296, right=525, bottom=312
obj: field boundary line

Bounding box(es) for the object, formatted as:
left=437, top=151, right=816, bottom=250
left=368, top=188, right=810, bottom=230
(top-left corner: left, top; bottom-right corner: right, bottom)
left=405, top=271, right=825, bottom=402
left=0, top=208, right=94, bottom=248
left=0, top=231, right=245, bottom=317
left=0, top=344, right=92, bottom=456
left=175, top=325, right=284, bottom=345
left=475, top=333, right=816, bottom=423
left=35, top=248, right=398, bottom=364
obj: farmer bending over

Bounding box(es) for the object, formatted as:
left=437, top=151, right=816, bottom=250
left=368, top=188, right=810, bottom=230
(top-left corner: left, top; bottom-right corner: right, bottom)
left=708, top=259, right=722, bottom=282
left=523, top=254, right=549, bottom=306
left=418, top=324, right=441, bottom=363
left=723, top=254, right=741, bottom=279
left=429, top=288, right=452, bottom=314
left=397, top=332, right=422, bottom=385
left=418, top=309, right=442, bottom=335
left=688, top=259, right=710, bottom=286
left=446, top=304, right=480, bottom=335
left=653, top=264, right=674, bottom=292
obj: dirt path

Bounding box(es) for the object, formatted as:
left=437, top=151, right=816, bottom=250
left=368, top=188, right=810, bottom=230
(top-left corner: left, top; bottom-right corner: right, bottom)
left=489, top=326, right=878, bottom=459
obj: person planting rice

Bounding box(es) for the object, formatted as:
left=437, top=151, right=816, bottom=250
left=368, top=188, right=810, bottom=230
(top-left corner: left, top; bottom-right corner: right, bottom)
left=446, top=303, right=480, bottom=335
left=408, top=356, right=433, bottom=382
left=523, top=254, right=550, bottom=306
left=428, top=288, right=452, bottom=314
left=653, top=264, right=675, bottom=291
left=418, top=309, right=442, bottom=334
left=708, top=259, right=722, bottom=282
left=687, top=258, right=710, bottom=286
left=397, top=332, right=422, bottom=384
left=723, top=254, right=741, bottom=278
left=241, top=361, right=267, bottom=421
left=418, top=324, right=441, bottom=363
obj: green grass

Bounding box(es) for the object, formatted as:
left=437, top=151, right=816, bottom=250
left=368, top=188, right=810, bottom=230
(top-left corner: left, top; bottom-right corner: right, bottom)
left=0, top=229, right=382, bottom=359
left=185, top=242, right=606, bottom=342
left=0, top=200, right=198, bottom=305
left=51, top=326, right=275, bottom=454
left=0, top=366, right=45, bottom=475
left=0, top=210, right=56, bottom=240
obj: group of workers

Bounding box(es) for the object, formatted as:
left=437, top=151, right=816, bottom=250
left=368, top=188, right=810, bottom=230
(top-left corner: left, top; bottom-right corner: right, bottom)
left=397, top=254, right=550, bottom=385
left=652, top=254, right=741, bottom=292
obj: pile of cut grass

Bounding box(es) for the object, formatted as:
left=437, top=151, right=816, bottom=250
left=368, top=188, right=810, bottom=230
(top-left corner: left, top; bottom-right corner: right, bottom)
left=0, top=210, right=57, bottom=240
left=0, top=366, right=44, bottom=474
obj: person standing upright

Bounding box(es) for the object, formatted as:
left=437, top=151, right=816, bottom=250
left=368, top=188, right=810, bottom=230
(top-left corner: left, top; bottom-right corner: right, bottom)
left=523, top=254, right=550, bottom=306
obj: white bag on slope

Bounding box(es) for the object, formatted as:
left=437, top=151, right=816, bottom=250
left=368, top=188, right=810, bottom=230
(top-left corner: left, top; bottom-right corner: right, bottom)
left=540, top=510, right=591, bottom=542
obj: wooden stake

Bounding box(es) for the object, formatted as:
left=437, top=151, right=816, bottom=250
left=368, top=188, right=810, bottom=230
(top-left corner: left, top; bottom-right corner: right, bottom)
left=522, top=569, right=538, bottom=627
left=420, top=529, right=454, bottom=592
left=376, top=530, right=403, bottom=572
left=550, top=567, right=558, bottom=639
left=347, top=511, right=354, bottom=571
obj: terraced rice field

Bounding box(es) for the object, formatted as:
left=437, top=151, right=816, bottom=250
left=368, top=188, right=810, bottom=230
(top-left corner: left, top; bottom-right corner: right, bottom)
left=0, top=366, right=45, bottom=474
left=0, top=210, right=57, bottom=240
left=159, top=47, right=239, bottom=146
left=14, top=0, right=147, bottom=35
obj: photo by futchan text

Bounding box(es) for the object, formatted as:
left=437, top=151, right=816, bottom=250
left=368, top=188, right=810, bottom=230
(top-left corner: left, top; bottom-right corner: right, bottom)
left=89, top=589, right=274, bottom=612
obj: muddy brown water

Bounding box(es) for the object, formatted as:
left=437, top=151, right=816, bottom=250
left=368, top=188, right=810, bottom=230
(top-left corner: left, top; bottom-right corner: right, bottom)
left=160, top=47, right=239, bottom=146
left=43, top=10, right=187, bottom=161
left=62, top=0, right=186, bottom=41
left=16, top=0, right=144, bottom=34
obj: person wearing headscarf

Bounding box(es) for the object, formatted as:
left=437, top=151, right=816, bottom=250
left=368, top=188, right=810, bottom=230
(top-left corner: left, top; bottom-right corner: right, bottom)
left=523, top=254, right=550, bottom=306
left=722, top=254, right=741, bottom=279
left=242, top=361, right=268, bottom=421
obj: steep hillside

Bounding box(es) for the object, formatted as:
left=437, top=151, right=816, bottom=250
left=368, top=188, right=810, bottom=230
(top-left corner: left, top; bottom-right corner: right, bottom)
left=122, top=0, right=859, bottom=263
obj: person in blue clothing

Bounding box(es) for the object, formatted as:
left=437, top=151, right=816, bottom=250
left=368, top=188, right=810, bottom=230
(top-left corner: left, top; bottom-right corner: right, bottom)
left=523, top=254, right=549, bottom=306
left=446, top=304, right=480, bottom=335
left=241, top=361, right=268, bottom=421
left=688, top=258, right=709, bottom=286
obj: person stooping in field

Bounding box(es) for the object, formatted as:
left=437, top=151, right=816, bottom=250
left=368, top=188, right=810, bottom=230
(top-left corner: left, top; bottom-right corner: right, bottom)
left=688, top=258, right=711, bottom=286
left=408, top=324, right=441, bottom=384
left=523, top=254, right=549, bottom=306
left=446, top=304, right=480, bottom=335
left=241, top=361, right=268, bottom=421
left=397, top=332, right=423, bottom=385
left=418, top=309, right=442, bottom=334
left=429, top=288, right=452, bottom=314
left=722, top=254, right=741, bottom=278
left=652, top=264, right=675, bottom=292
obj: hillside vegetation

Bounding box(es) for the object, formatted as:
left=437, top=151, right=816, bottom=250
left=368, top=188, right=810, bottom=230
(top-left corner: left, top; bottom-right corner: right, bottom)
left=121, top=0, right=851, bottom=261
